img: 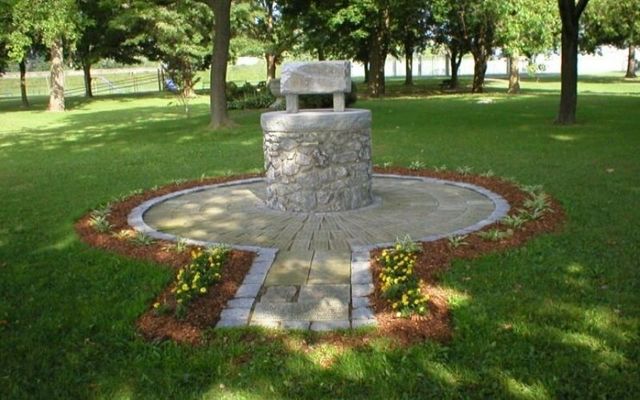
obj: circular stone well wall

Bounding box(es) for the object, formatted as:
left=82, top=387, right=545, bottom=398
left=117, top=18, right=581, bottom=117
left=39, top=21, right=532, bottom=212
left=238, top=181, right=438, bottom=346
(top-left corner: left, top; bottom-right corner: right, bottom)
left=261, top=109, right=373, bottom=212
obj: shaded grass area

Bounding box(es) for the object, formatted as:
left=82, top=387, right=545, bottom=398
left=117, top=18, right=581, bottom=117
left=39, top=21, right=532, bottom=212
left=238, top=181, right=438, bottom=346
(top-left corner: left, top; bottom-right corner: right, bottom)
left=0, top=79, right=639, bottom=399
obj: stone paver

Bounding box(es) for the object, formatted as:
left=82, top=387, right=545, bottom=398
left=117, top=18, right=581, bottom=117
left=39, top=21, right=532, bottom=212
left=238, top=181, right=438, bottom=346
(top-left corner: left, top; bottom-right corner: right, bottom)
left=131, top=174, right=510, bottom=331
left=260, top=286, right=297, bottom=302
left=253, top=298, right=349, bottom=321
left=308, top=251, right=351, bottom=284
left=264, top=251, right=313, bottom=286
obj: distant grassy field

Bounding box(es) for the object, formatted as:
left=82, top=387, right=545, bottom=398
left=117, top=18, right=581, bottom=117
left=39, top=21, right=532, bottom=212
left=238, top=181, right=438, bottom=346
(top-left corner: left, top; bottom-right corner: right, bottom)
left=0, top=61, right=273, bottom=98
left=0, top=76, right=638, bottom=399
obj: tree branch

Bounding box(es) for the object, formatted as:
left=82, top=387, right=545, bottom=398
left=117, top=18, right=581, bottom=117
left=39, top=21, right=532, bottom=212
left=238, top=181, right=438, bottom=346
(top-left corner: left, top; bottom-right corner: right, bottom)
left=576, top=0, right=590, bottom=18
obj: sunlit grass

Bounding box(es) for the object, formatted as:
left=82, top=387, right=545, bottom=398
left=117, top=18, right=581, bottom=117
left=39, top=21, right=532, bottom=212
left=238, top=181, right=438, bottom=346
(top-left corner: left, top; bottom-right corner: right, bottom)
left=0, top=77, right=638, bottom=399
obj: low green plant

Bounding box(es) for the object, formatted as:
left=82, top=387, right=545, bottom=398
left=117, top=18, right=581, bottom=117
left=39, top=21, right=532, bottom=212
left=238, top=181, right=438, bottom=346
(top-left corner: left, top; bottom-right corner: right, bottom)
left=169, top=245, right=230, bottom=317
left=88, top=215, right=112, bottom=233
left=501, top=214, right=527, bottom=229
left=524, top=192, right=551, bottom=212
left=162, top=238, right=189, bottom=254
left=408, top=160, right=425, bottom=170
left=448, top=234, right=469, bottom=249
left=90, top=204, right=111, bottom=218
left=131, top=232, right=155, bottom=246
left=477, top=228, right=514, bottom=242
left=456, top=165, right=473, bottom=175
left=377, top=237, right=428, bottom=318
left=382, top=161, right=393, bottom=168
left=480, top=169, right=495, bottom=178
left=520, top=184, right=544, bottom=195
left=433, top=164, right=448, bottom=172
left=111, top=229, right=134, bottom=241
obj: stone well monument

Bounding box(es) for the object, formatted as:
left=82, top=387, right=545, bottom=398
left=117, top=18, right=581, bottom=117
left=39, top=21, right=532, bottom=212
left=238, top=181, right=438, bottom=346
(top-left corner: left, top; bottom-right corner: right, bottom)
left=261, top=61, right=373, bottom=212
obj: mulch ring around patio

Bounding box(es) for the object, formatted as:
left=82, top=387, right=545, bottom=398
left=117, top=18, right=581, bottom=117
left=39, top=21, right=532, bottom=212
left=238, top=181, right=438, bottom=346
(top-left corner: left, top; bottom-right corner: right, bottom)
left=75, top=167, right=564, bottom=347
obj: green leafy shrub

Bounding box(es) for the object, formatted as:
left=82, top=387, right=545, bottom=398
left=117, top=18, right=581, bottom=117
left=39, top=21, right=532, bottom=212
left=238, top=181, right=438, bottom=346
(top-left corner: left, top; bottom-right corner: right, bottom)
left=376, top=238, right=428, bottom=318
left=164, top=245, right=230, bottom=317
left=226, top=81, right=275, bottom=110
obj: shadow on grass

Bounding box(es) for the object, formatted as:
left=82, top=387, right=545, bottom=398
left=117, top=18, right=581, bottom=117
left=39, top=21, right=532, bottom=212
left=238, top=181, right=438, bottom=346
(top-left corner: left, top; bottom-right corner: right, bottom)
left=2, top=235, right=636, bottom=399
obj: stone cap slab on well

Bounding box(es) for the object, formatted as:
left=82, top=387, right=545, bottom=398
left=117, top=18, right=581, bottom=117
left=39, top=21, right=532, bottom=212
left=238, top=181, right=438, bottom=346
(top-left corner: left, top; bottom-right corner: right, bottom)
left=261, top=109, right=371, bottom=132
left=281, top=61, right=351, bottom=95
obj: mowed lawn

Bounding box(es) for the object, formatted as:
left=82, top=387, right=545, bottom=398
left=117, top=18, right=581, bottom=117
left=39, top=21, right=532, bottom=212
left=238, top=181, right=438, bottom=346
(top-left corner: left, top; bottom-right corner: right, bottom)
left=0, top=76, right=638, bottom=399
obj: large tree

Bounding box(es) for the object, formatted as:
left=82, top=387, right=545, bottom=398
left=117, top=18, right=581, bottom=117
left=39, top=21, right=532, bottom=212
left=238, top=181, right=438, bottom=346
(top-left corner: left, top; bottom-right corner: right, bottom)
left=209, top=0, right=232, bottom=128
left=556, top=0, right=590, bottom=124
left=8, top=0, right=79, bottom=111
left=432, top=0, right=500, bottom=93
left=391, top=0, right=430, bottom=86
left=234, top=0, right=297, bottom=81
left=496, top=0, right=558, bottom=93
left=431, top=0, right=470, bottom=89
left=582, top=0, right=639, bottom=78
left=75, top=0, right=139, bottom=97
left=114, top=0, right=212, bottom=99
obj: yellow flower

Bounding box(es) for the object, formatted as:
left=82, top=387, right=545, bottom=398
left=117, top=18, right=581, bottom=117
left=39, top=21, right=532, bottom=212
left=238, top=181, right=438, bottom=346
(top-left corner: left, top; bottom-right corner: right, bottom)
left=200, top=287, right=207, bottom=294
left=153, top=302, right=160, bottom=308
left=181, top=283, right=189, bottom=291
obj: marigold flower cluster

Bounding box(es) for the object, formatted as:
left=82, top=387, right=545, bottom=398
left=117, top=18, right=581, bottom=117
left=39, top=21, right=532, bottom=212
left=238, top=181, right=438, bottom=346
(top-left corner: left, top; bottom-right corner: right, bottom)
left=155, top=245, right=229, bottom=317
left=377, top=242, right=428, bottom=318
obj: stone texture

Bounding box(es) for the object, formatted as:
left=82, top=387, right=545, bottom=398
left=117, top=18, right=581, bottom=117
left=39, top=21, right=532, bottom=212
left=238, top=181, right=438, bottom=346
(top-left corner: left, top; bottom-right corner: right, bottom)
left=264, top=251, right=313, bottom=286
left=281, top=61, right=351, bottom=95
left=298, top=284, right=350, bottom=303
left=226, top=298, right=255, bottom=309
left=219, top=308, right=251, bottom=321
left=352, top=296, right=370, bottom=309
left=261, top=110, right=373, bottom=212
left=308, top=250, right=351, bottom=284
left=235, top=284, right=262, bottom=298
left=352, top=307, right=375, bottom=320
left=260, top=286, right=297, bottom=303
left=352, top=283, right=374, bottom=297
left=253, top=298, right=349, bottom=321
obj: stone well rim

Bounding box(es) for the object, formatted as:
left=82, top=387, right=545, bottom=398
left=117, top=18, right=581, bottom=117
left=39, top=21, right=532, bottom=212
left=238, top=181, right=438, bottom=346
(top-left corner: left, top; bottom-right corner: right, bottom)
left=261, top=108, right=371, bottom=132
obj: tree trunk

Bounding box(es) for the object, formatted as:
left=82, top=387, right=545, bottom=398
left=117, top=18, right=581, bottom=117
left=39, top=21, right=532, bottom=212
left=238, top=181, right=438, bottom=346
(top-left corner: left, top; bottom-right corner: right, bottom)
left=507, top=55, right=520, bottom=94
left=19, top=59, right=29, bottom=108
left=471, top=51, right=488, bottom=93
left=82, top=60, right=93, bottom=98
left=317, top=47, right=325, bottom=61
left=449, top=47, right=463, bottom=89
left=210, top=0, right=232, bottom=129
left=368, top=7, right=390, bottom=97
left=368, top=42, right=386, bottom=97
left=363, top=61, right=369, bottom=84
left=265, top=53, right=277, bottom=82
left=626, top=44, right=637, bottom=78
left=48, top=39, right=65, bottom=112
left=404, top=42, right=413, bottom=86
left=556, top=0, right=589, bottom=124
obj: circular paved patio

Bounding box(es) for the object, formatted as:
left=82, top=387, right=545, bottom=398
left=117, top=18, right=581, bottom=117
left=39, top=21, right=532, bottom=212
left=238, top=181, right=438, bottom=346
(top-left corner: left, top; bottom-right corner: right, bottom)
left=128, top=174, right=509, bottom=330
left=133, top=175, right=508, bottom=251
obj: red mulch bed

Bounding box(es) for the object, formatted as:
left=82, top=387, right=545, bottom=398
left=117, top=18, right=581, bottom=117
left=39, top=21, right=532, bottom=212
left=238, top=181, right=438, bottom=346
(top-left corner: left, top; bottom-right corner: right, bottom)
left=75, top=168, right=564, bottom=347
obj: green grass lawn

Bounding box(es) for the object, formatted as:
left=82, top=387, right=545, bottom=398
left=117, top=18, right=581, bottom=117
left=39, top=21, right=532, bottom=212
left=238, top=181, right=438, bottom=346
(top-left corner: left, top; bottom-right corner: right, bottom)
left=1, top=77, right=639, bottom=399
